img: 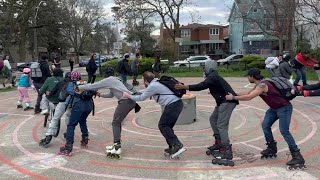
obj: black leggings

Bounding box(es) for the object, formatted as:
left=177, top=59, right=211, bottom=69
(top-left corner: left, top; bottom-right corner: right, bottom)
left=303, top=82, right=320, bottom=96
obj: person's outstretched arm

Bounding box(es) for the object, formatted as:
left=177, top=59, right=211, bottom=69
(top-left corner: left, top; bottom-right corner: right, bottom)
left=78, top=78, right=112, bottom=91
left=123, top=84, right=156, bottom=101
left=226, top=84, right=266, bottom=101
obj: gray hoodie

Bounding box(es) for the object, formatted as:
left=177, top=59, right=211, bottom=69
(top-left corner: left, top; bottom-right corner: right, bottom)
left=274, top=61, right=293, bottom=79
left=78, top=76, right=132, bottom=100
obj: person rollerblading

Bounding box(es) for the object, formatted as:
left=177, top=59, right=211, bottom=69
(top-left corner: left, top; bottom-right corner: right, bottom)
left=39, top=135, right=52, bottom=148
left=106, top=143, right=121, bottom=159
left=58, top=143, right=73, bottom=156
left=212, top=144, right=235, bottom=167
left=261, top=141, right=277, bottom=159
left=206, top=138, right=222, bottom=156
left=226, top=68, right=306, bottom=168
left=286, top=149, right=307, bottom=170
left=80, top=136, right=89, bottom=149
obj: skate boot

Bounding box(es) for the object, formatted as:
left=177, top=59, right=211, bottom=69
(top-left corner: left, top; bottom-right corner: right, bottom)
left=206, top=140, right=222, bottom=156
left=24, top=103, right=34, bottom=111
left=286, top=149, right=306, bottom=170
left=260, top=141, right=277, bottom=159
left=80, top=136, right=89, bottom=149
left=106, top=142, right=121, bottom=159
left=17, top=101, right=23, bottom=108
left=39, top=135, right=52, bottom=148
left=167, top=143, right=187, bottom=159
left=58, top=143, right=73, bottom=156
left=212, top=144, right=235, bottom=167
left=164, top=145, right=172, bottom=156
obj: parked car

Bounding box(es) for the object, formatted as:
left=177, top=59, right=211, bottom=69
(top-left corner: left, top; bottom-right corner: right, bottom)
left=17, top=62, right=35, bottom=72
left=217, top=54, right=244, bottom=66
left=173, top=56, right=211, bottom=67
left=79, top=59, right=89, bottom=67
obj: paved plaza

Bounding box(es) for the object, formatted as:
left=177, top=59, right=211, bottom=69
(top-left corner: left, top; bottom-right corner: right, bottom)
left=0, top=77, right=319, bottom=180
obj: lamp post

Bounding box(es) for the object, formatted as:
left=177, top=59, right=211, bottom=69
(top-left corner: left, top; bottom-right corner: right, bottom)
left=33, top=1, right=46, bottom=61
left=111, top=6, right=121, bottom=57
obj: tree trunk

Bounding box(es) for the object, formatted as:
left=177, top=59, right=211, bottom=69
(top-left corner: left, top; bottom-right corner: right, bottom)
left=19, top=27, right=27, bottom=63
left=279, top=37, right=283, bottom=54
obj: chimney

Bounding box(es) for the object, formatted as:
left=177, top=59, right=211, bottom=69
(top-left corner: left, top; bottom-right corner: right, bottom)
left=170, top=23, right=172, bottom=30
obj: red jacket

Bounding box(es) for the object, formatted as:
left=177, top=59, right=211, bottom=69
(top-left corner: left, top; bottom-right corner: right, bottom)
left=296, top=53, right=318, bottom=67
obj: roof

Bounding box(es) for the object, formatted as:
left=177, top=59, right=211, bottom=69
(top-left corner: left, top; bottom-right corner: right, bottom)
left=228, top=0, right=256, bottom=21
left=180, top=23, right=225, bottom=29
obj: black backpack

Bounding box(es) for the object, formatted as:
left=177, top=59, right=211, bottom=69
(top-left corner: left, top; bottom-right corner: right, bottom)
left=116, top=60, right=124, bottom=73
left=263, top=77, right=296, bottom=101
left=156, top=76, right=186, bottom=102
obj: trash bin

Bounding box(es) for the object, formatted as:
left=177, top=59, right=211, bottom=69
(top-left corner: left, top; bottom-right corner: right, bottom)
left=162, top=93, right=197, bottom=125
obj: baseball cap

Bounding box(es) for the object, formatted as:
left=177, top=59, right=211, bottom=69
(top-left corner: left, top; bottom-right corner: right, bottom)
left=246, top=68, right=263, bottom=79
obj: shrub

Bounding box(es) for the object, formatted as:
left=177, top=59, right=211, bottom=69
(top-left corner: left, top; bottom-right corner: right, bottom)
left=248, top=61, right=265, bottom=69
left=165, top=67, right=203, bottom=73
left=241, top=55, right=264, bottom=64
left=101, top=58, right=168, bottom=75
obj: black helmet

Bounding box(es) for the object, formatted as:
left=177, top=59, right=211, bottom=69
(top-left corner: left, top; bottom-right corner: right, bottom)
left=65, top=72, right=72, bottom=82
left=105, top=67, right=114, bottom=77
left=53, top=68, right=64, bottom=77
left=283, top=53, right=291, bottom=61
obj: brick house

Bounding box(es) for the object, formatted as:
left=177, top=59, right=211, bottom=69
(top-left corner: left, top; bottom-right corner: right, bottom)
left=159, top=23, right=229, bottom=59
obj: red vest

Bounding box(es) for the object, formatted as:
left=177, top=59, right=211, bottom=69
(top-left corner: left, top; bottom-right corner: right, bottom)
left=259, top=81, right=290, bottom=109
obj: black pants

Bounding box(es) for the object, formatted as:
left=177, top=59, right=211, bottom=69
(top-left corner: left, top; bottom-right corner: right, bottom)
left=303, top=83, right=320, bottom=90
left=88, top=73, right=96, bottom=84
left=70, top=63, right=74, bottom=71
left=159, top=100, right=183, bottom=146
left=33, top=82, right=44, bottom=110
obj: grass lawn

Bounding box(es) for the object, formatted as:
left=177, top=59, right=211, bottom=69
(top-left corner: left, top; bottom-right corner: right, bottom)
left=0, top=87, right=16, bottom=93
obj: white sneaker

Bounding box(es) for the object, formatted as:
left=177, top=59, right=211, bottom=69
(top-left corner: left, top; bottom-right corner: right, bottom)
left=40, top=109, right=49, bottom=115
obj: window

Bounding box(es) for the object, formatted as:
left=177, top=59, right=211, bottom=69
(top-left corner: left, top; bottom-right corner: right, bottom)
left=181, top=46, right=190, bottom=52
left=210, top=28, right=219, bottom=35
left=253, top=8, right=258, bottom=13
left=209, top=43, right=219, bottom=51
left=181, top=29, right=191, bottom=37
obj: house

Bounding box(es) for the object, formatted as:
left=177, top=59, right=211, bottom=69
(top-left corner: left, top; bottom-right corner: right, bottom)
left=159, top=23, right=229, bottom=59
left=228, top=0, right=286, bottom=57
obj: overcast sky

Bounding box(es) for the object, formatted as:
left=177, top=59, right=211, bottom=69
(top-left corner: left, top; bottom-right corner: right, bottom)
left=102, top=0, right=234, bottom=36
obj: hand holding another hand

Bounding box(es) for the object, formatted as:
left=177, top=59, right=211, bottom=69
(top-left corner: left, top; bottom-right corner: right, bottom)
left=225, top=92, right=234, bottom=100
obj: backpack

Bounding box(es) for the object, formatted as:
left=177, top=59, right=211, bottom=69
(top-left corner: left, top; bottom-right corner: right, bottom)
left=263, top=77, right=296, bottom=101
left=30, top=62, right=43, bottom=81
left=0, top=61, right=4, bottom=71
left=156, top=76, right=186, bottom=101
left=116, top=60, right=124, bottom=73
left=49, top=79, right=67, bottom=99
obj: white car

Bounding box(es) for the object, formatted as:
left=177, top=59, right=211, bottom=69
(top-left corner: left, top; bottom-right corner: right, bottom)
left=173, top=56, right=211, bottom=67
left=217, top=54, right=244, bottom=65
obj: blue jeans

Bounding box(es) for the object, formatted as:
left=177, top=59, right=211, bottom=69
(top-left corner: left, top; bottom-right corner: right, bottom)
left=266, top=68, right=276, bottom=77
left=294, top=68, right=307, bottom=85
left=262, top=104, right=298, bottom=151
left=120, top=74, right=127, bottom=83
left=66, top=100, right=93, bottom=144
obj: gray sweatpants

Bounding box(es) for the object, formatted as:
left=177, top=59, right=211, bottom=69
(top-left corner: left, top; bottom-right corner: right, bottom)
left=112, top=99, right=136, bottom=143
left=209, top=102, right=237, bottom=146
left=45, top=102, right=71, bottom=136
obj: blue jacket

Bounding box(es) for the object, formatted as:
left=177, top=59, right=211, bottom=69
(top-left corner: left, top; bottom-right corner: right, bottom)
left=18, top=74, right=31, bottom=87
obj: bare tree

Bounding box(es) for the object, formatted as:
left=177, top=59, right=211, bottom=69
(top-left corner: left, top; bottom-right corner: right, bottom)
left=59, top=0, right=104, bottom=62
left=296, top=0, right=320, bottom=25
left=239, top=0, right=296, bottom=53
left=116, top=1, right=156, bottom=56
left=115, top=0, right=195, bottom=63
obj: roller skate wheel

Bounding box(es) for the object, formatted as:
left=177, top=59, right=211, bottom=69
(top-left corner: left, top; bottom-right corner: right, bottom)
left=287, top=166, right=293, bottom=171
left=229, top=161, right=235, bottom=167
left=206, top=150, right=211, bottom=156
left=212, top=159, right=218, bottom=164
left=164, top=152, right=170, bottom=157
left=303, top=165, right=307, bottom=170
